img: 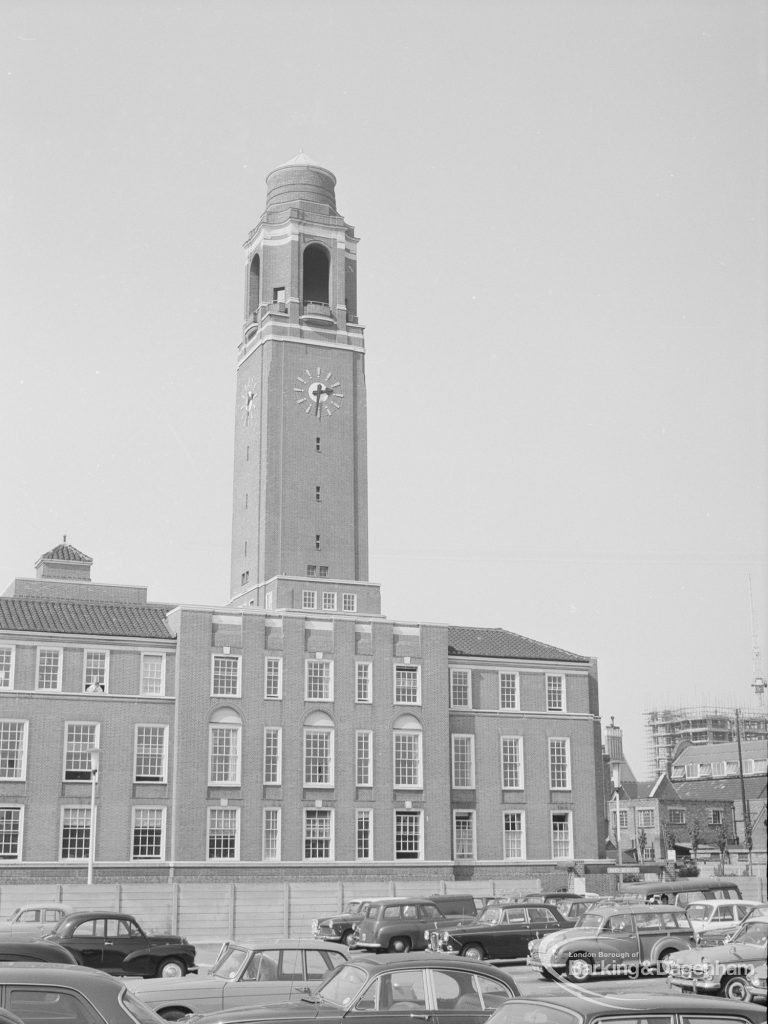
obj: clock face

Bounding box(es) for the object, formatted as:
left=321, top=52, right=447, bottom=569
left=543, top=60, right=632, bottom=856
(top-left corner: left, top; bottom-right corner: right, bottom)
left=240, top=378, right=258, bottom=424
left=294, top=368, right=344, bottom=417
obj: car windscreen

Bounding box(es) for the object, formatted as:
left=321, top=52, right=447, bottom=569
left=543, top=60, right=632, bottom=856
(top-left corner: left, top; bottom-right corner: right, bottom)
left=485, top=1000, right=581, bottom=1024
left=318, top=963, right=370, bottom=1006
left=685, top=905, right=711, bottom=922
left=733, top=920, right=768, bottom=946
left=212, top=944, right=248, bottom=979
left=577, top=914, right=603, bottom=929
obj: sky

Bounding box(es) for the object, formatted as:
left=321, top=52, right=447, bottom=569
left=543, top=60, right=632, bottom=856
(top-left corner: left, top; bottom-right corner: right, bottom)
left=1, top=0, right=766, bottom=777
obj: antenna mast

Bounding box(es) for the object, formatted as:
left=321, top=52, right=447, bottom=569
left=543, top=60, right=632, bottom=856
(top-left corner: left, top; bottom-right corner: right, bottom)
left=748, top=576, right=765, bottom=707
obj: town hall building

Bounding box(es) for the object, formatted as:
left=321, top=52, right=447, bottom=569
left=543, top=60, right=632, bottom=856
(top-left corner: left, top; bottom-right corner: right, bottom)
left=0, top=157, right=607, bottom=883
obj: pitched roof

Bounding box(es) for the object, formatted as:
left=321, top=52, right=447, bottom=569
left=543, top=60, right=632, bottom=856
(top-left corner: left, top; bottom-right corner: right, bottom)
left=671, top=776, right=767, bottom=802
left=672, top=739, right=767, bottom=765
left=36, top=541, right=92, bottom=565
left=0, top=597, right=174, bottom=640
left=447, top=626, right=590, bottom=663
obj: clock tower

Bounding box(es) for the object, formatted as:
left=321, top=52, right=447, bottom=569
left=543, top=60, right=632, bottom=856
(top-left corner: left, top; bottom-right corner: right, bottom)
left=229, top=155, right=381, bottom=615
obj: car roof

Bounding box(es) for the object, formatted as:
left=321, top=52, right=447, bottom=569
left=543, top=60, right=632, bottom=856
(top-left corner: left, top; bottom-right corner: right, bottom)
left=499, top=993, right=766, bottom=1019
left=350, top=952, right=516, bottom=977
left=221, top=938, right=350, bottom=953
left=58, top=909, right=136, bottom=922
left=0, top=963, right=115, bottom=983
left=9, top=902, right=72, bottom=912
left=687, top=898, right=761, bottom=906
left=0, top=940, right=78, bottom=959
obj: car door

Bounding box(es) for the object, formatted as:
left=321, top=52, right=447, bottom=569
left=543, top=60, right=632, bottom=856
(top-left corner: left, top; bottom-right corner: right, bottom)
left=65, top=916, right=106, bottom=969
left=223, top=947, right=307, bottom=1008
left=102, top=916, right=147, bottom=973
left=347, top=967, right=431, bottom=1024
left=596, top=913, right=640, bottom=972
left=528, top=907, right=565, bottom=945
left=493, top=907, right=530, bottom=959
left=428, top=966, right=513, bottom=1024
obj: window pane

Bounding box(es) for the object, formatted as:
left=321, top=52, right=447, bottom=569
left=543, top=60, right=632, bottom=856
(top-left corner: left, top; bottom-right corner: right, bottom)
left=132, top=808, right=164, bottom=859
left=212, top=655, right=239, bottom=695
left=0, top=722, right=26, bottom=780
left=135, top=726, right=166, bottom=782
left=208, top=808, right=238, bottom=859
left=65, top=724, right=97, bottom=780
left=395, top=665, right=420, bottom=703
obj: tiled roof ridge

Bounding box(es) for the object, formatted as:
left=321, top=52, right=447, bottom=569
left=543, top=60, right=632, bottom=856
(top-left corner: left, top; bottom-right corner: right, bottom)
left=447, top=623, right=590, bottom=662
left=38, top=541, right=93, bottom=563
left=1, top=594, right=174, bottom=611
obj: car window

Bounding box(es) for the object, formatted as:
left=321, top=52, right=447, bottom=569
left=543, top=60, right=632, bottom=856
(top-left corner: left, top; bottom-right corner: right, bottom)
left=380, top=970, right=426, bottom=1010
left=606, top=914, right=633, bottom=933
left=306, top=949, right=334, bottom=979
left=270, top=948, right=302, bottom=980
left=72, top=919, right=102, bottom=937
left=242, top=952, right=279, bottom=981
left=681, top=1018, right=757, bottom=1024
left=686, top=905, right=709, bottom=922
left=213, top=945, right=248, bottom=980
left=105, top=918, right=129, bottom=937
left=503, top=908, right=527, bottom=923
left=320, top=964, right=368, bottom=1007
left=44, top=909, right=64, bottom=923
left=637, top=914, right=661, bottom=930
left=735, top=906, right=752, bottom=920
left=735, top=921, right=768, bottom=945
left=383, top=906, right=402, bottom=920
left=594, top=1017, right=674, bottom=1024
left=8, top=988, right=103, bottom=1024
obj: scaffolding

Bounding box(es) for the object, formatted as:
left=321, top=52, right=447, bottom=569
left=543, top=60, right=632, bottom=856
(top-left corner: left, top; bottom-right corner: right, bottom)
left=645, top=703, right=768, bottom=778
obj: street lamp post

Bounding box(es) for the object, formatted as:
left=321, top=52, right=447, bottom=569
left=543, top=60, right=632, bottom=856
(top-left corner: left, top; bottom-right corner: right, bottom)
left=87, top=748, right=100, bottom=885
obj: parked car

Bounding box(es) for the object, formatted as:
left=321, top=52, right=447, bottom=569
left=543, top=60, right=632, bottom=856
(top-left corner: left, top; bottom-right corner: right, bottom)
left=0, top=963, right=165, bottom=1024
left=312, top=898, right=392, bottom=947
left=618, top=878, right=743, bottom=907
left=432, top=901, right=571, bottom=960
left=127, top=939, right=350, bottom=1020
left=352, top=897, right=476, bottom=953
left=0, top=902, right=72, bottom=939
left=43, top=910, right=196, bottom=978
left=0, top=939, right=79, bottom=964
left=527, top=902, right=695, bottom=982
left=666, top=912, right=768, bottom=1000
left=185, top=952, right=520, bottom=1024
left=685, top=899, right=763, bottom=945
left=746, top=961, right=767, bottom=1005
left=550, top=897, right=598, bottom=924
left=484, top=992, right=767, bottom=1024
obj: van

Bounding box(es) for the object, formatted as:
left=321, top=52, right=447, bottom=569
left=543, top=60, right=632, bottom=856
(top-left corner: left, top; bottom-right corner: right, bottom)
left=619, top=878, right=742, bottom=907
left=428, top=893, right=481, bottom=917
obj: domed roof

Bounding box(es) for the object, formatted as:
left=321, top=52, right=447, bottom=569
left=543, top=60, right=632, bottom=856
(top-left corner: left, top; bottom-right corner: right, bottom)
left=265, top=153, right=337, bottom=214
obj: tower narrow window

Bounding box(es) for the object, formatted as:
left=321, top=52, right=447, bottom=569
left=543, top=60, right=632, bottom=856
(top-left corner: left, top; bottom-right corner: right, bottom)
left=315, top=535, right=321, bottom=550
left=303, top=244, right=330, bottom=305
left=315, top=486, right=321, bottom=502
left=315, top=437, right=321, bottom=452
left=247, top=253, right=260, bottom=317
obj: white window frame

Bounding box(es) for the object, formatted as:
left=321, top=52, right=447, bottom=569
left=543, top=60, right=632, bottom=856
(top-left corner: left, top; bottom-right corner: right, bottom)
left=303, top=807, right=334, bottom=860
left=612, top=808, right=629, bottom=830
left=0, top=647, right=15, bottom=690
left=303, top=726, right=335, bottom=787
left=36, top=647, right=63, bottom=691
left=502, top=810, right=526, bottom=860
left=451, top=734, right=475, bottom=789
left=302, top=590, right=317, bottom=610
left=394, top=664, right=421, bottom=705
left=546, top=673, right=566, bottom=711
left=685, top=763, right=700, bottom=779
left=140, top=652, right=166, bottom=697
left=208, top=723, right=242, bottom=786
left=134, top=724, right=168, bottom=783
left=342, top=593, right=357, bottom=612
left=551, top=810, right=574, bottom=859
left=63, top=722, right=99, bottom=781
left=356, top=729, right=373, bottom=787
left=305, top=659, right=334, bottom=702
left=501, top=736, right=524, bottom=790
left=264, top=657, right=283, bottom=699
left=393, top=728, right=423, bottom=789
left=394, top=809, right=423, bottom=860
left=637, top=807, right=655, bottom=829
left=207, top=806, right=240, bottom=860
left=449, top=668, right=471, bottom=709
left=453, top=810, right=476, bottom=860
left=263, top=726, right=282, bottom=785
left=262, top=807, right=281, bottom=861
left=211, top=653, right=241, bottom=698
left=0, top=720, right=28, bottom=781
left=82, top=649, right=109, bottom=694
left=708, top=808, right=724, bottom=826
left=499, top=671, right=519, bottom=710
left=131, top=806, right=166, bottom=860
left=356, top=808, right=373, bottom=861
left=355, top=662, right=372, bottom=703
left=548, top=737, right=572, bottom=790
left=59, top=805, right=91, bottom=861
left=0, top=805, right=23, bottom=861
left=322, top=592, right=337, bottom=611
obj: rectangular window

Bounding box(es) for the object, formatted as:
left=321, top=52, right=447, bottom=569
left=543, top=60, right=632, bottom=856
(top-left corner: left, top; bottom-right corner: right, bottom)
left=0, top=648, right=14, bottom=689
left=342, top=593, right=357, bottom=612
left=668, top=808, right=686, bottom=825
left=356, top=730, right=372, bottom=786
left=264, top=657, right=282, bottom=699
left=135, top=726, right=167, bottom=783
left=501, top=736, right=524, bottom=789
left=356, top=809, right=373, bottom=860
left=304, top=808, right=333, bottom=859
left=307, top=565, right=316, bottom=577
left=499, top=671, right=519, bottom=710
left=394, top=809, right=422, bottom=860
left=450, top=669, right=471, bottom=708
left=305, top=659, right=333, bottom=701
left=263, top=808, right=281, bottom=861
left=551, top=811, right=573, bottom=858
left=549, top=737, right=571, bottom=790
left=637, top=808, right=655, bottom=828
left=546, top=674, right=565, bottom=711
left=453, top=811, right=475, bottom=860
left=60, top=807, right=90, bottom=860
left=83, top=650, right=108, bottom=693
left=685, top=763, right=700, bottom=779
left=304, top=728, right=333, bottom=786
left=212, top=654, right=240, bottom=697
left=64, top=723, right=98, bottom=781
left=0, top=807, right=22, bottom=860
left=209, top=725, right=241, bottom=785
left=322, top=592, right=337, bottom=611
left=394, top=731, right=422, bottom=788
left=131, top=807, right=165, bottom=860
left=0, top=721, right=27, bottom=781
left=708, top=808, right=724, bottom=825
left=263, top=727, right=282, bottom=785
left=37, top=647, right=62, bottom=690
left=394, top=664, right=420, bottom=704
left=612, top=808, right=629, bottom=830
left=141, top=653, right=165, bottom=696
left=355, top=662, right=372, bottom=703
left=318, top=565, right=328, bottom=577
left=302, top=590, right=317, bottom=610
left=451, top=734, right=475, bottom=789
left=208, top=807, right=239, bottom=860
left=503, top=811, right=525, bottom=860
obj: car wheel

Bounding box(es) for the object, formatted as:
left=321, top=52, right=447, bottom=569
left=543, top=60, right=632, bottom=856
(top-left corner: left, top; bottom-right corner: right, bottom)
left=157, top=957, right=187, bottom=978
left=388, top=937, right=412, bottom=953
left=723, top=976, right=751, bottom=1002
left=656, top=949, right=676, bottom=975
left=159, top=1009, right=193, bottom=1021
left=565, top=955, right=593, bottom=983
left=342, top=930, right=355, bottom=947
left=460, top=944, right=485, bottom=961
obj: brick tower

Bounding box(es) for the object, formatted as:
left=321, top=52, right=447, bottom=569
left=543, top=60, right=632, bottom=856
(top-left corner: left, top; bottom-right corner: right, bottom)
left=229, top=155, right=380, bottom=615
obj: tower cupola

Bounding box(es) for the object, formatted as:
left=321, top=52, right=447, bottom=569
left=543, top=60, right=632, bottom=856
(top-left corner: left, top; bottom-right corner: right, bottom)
left=265, top=153, right=337, bottom=216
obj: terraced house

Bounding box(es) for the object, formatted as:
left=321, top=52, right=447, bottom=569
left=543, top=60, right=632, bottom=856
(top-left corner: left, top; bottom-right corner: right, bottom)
left=0, top=157, right=606, bottom=883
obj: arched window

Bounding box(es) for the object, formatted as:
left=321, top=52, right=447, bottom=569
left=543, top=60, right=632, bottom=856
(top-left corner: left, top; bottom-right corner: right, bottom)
left=209, top=707, right=242, bottom=785
left=247, top=253, right=260, bottom=317
left=303, top=244, right=330, bottom=305
left=393, top=714, right=423, bottom=789
left=304, top=710, right=335, bottom=787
